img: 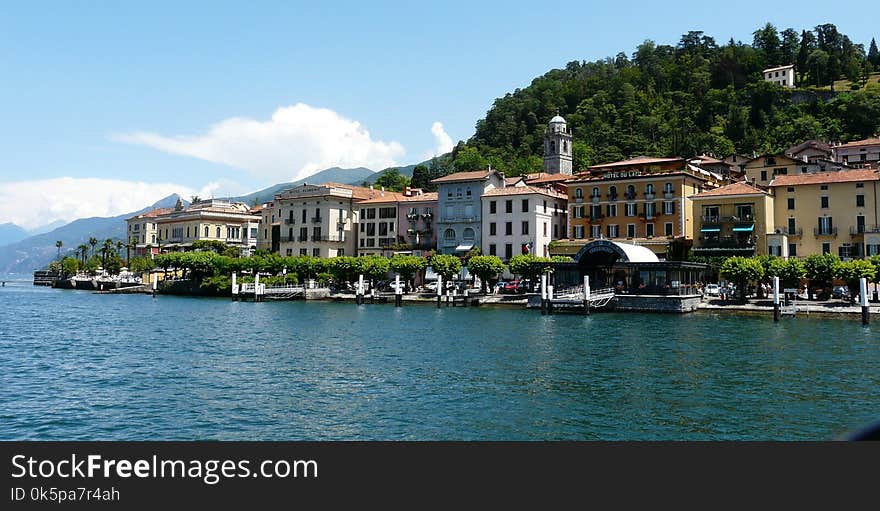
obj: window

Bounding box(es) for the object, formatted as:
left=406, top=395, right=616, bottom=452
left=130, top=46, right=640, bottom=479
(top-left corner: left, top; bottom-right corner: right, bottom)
left=787, top=187, right=794, bottom=192
left=788, top=244, right=797, bottom=257
left=735, top=204, right=753, bottom=220
left=553, top=224, right=558, bottom=238
left=664, top=182, right=673, bottom=194
left=760, top=171, right=767, bottom=181
left=857, top=194, right=865, bottom=207
left=463, top=228, right=475, bottom=241
left=379, top=207, right=395, bottom=218
left=590, top=205, right=602, bottom=219
left=646, top=223, right=655, bottom=237
left=216, top=226, right=221, bottom=238
left=504, top=243, right=513, bottom=260
left=313, top=226, right=321, bottom=239
left=313, top=248, right=320, bottom=257
left=665, top=223, right=673, bottom=236
left=204, top=226, right=209, bottom=237
left=489, top=244, right=496, bottom=256
left=489, top=222, right=496, bottom=236
left=574, top=226, right=585, bottom=239
left=645, top=184, right=655, bottom=195
left=543, top=200, right=547, bottom=213
left=366, top=224, right=376, bottom=236
left=856, top=183, right=864, bottom=188
left=360, top=239, right=364, bottom=247
left=625, top=203, right=637, bottom=217
left=490, top=201, right=497, bottom=214
left=818, top=217, right=833, bottom=235
left=591, top=187, right=600, bottom=198
left=300, top=248, right=307, bottom=256
left=575, top=188, right=583, bottom=198
left=607, top=225, right=619, bottom=238
left=788, top=218, right=796, bottom=234
left=644, top=202, right=656, bottom=218
left=820, top=185, right=828, bottom=190
left=302, top=209, right=307, bottom=223
left=505, top=222, right=512, bottom=235
left=591, top=225, right=601, bottom=238
left=457, top=188, right=462, bottom=198
left=821, top=242, right=831, bottom=254
left=607, top=204, right=617, bottom=217
left=378, top=223, right=388, bottom=236
left=787, top=198, right=795, bottom=210
left=773, top=167, right=787, bottom=176
left=286, top=248, right=292, bottom=256
left=663, top=201, right=675, bottom=215
left=505, top=200, right=513, bottom=213
left=626, top=185, right=636, bottom=199
left=820, top=196, right=829, bottom=209
left=466, top=189, right=472, bottom=198
left=856, top=215, right=865, bottom=234
left=543, top=222, right=547, bottom=237
left=364, top=208, right=376, bottom=219
left=444, top=228, right=455, bottom=240
left=521, top=221, right=529, bottom=235
left=627, top=224, right=636, bottom=238
left=521, top=199, right=529, bottom=212
left=608, top=186, right=617, bottom=200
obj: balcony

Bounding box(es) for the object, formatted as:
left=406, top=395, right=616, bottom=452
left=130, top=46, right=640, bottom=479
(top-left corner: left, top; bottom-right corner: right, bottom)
left=638, top=213, right=656, bottom=220
left=664, top=192, right=674, bottom=199
left=421, top=211, right=433, bottom=219
left=284, top=218, right=295, bottom=225
left=311, top=217, right=323, bottom=224
left=406, top=213, right=420, bottom=222
left=591, top=195, right=601, bottom=203
left=589, top=214, right=605, bottom=223
left=772, top=227, right=803, bottom=237
left=312, top=234, right=345, bottom=242
left=701, top=215, right=720, bottom=224
left=297, top=235, right=309, bottom=242
left=624, top=193, right=637, bottom=200
left=692, top=237, right=756, bottom=253
left=813, top=227, right=838, bottom=237
left=607, top=193, right=618, bottom=201
left=850, top=225, right=880, bottom=236
left=574, top=196, right=584, bottom=203
left=644, top=193, right=655, bottom=200
left=441, top=238, right=457, bottom=247
left=724, top=214, right=755, bottom=224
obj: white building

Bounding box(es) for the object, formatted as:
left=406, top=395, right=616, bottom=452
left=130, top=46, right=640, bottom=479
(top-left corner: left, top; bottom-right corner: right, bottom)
left=480, top=183, right=567, bottom=261
left=273, top=183, right=368, bottom=258
left=833, top=138, right=880, bottom=168
left=763, top=64, right=795, bottom=88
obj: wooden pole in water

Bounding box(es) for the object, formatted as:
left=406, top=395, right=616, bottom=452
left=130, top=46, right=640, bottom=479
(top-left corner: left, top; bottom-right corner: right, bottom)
left=395, top=274, right=402, bottom=307
left=357, top=274, right=364, bottom=305
left=540, top=273, right=547, bottom=315
left=231, top=272, right=238, bottom=301
left=583, top=275, right=590, bottom=315
left=255, top=273, right=261, bottom=302
left=861, top=277, right=869, bottom=326
left=773, top=276, right=780, bottom=323
left=546, top=273, right=554, bottom=315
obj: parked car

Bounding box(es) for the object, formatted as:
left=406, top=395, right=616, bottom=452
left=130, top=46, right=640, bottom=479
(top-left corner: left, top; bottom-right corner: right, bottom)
left=500, top=280, right=520, bottom=294
left=704, top=283, right=720, bottom=296
left=832, top=286, right=851, bottom=300
left=516, top=279, right=536, bottom=294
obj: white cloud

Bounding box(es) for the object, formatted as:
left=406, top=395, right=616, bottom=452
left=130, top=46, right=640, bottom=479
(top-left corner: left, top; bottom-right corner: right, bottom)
left=0, top=178, right=199, bottom=230
left=422, top=121, right=455, bottom=160
left=114, top=103, right=406, bottom=183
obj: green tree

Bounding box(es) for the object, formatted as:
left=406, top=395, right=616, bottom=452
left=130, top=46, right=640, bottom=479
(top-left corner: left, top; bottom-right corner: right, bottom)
left=804, top=253, right=840, bottom=299
left=361, top=255, right=391, bottom=284
left=374, top=168, right=410, bottom=192
left=428, top=254, right=462, bottom=286
left=409, top=165, right=431, bottom=190
left=328, top=256, right=365, bottom=286
left=834, top=259, right=876, bottom=303
left=767, top=257, right=806, bottom=290
left=720, top=256, right=764, bottom=301
left=60, top=256, right=79, bottom=277
left=452, top=145, right=487, bottom=173
left=508, top=254, right=552, bottom=291
left=389, top=254, right=427, bottom=291
left=192, top=240, right=228, bottom=253
left=466, top=255, right=506, bottom=293
left=869, top=38, right=880, bottom=67
left=89, top=237, right=98, bottom=258
left=129, top=256, right=156, bottom=274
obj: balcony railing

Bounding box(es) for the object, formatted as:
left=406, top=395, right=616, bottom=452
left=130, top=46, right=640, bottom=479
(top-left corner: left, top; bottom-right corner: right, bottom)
left=297, top=235, right=309, bottom=242
left=644, top=193, right=655, bottom=200
left=639, top=213, right=656, bottom=220
left=607, top=194, right=618, bottom=201
left=664, top=192, right=674, bottom=199
left=694, top=238, right=756, bottom=249
left=624, top=193, right=637, bottom=200
left=311, top=217, right=323, bottom=223
left=724, top=214, right=755, bottom=224
left=284, top=218, right=295, bottom=225
left=701, top=215, right=720, bottom=224
left=772, top=227, right=803, bottom=236
left=589, top=214, right=605, bottom=222
left=312, top=234, right=345, bottom=242
left=441, top=238, right=457, bottom=247
left=850, top=225, right=880, bottom=235
left=574, top=196, right=584, bottom=203
left=591, top=196, right=601, bottom=203
left=813, top=227, right=838, bottom=237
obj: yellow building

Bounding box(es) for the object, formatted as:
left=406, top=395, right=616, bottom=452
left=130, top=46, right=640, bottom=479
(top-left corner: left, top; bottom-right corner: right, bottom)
left=126, top=207, right=172, bottom=257
left=689, top=182, right=775, bottom=257
left=767, top=169, right=880, bottom=258
left=563, top=156, right=719, bottom=257
left=155, top=198, right=261, bottom=255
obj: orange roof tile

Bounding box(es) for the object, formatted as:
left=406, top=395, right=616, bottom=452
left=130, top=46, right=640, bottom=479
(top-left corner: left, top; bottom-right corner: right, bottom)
left=128, top=208, right=173, bottom=220
left=523, top=172, right=574, bottom=184
left=481, top=185, right=566, bottom=199
left=589, top=156, right=685, bottom=169
left=689, top=181, right=768, bottom=199
left=769, top=169, right=879, bottom=187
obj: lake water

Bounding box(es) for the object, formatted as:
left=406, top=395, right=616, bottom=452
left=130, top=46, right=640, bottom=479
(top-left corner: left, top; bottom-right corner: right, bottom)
left=1, top=275, right=878, bottom=440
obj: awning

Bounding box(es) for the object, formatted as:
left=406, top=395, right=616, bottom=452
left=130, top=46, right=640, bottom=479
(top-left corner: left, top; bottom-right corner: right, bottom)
left=732, top=224, right=755, bottom=232
left=455, top=244, right=474, bottom=252
left=700, top=226, right=720, bottom=233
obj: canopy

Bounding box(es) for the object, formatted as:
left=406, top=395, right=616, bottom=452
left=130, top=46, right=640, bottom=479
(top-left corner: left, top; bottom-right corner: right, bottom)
left=732, top=224, right=755, bottom=232
left=455, top=244, right=474, bottom=252
left=700, top=226, right=721, bottom=233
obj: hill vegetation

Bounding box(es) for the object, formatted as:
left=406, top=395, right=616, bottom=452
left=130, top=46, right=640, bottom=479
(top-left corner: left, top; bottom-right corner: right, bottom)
left=450, top=23, right=880, bottom=176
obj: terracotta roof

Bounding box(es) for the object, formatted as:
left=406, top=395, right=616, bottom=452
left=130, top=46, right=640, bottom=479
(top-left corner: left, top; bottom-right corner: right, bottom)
left=355, top=191, right=407, bottom=204
left=769, top=169, right=879, bottom=187
left=786, top=140, right=831, bottom=155
left=504, top=177, right=523, bottom=186
left=689, top=181, right=768, bottom=199
left=589, top=156, right=684, bottom=169
left=523, top=172, right=574, bottom=184
left=689, top=155, right=725, bottom=165
left=430, top=170, right=495, bottom=183
left=320, top=182, right=384, bottom=201
left=128, top=208, right=173, bottom=220
left=835, top=137, right=880, bottom=149
left=482, top=185, right=566, bottom=199
left=399, top=192, right=438, bottom=202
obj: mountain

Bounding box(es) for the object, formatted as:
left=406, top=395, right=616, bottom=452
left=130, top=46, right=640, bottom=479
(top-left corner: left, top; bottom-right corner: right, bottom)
left=228, top=167, right=376, bottom=205
left=0, top=194, right=186, bottom=274
left=27, top=220, right=69, bottom=236
left=0, top=223, right=29, bottom=247
left=360, top=158, right=435, bottom=185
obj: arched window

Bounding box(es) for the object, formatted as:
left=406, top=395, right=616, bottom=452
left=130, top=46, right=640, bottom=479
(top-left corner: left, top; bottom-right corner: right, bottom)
left=444, top=228, right=456, bottom=240
left=664, top=182, right=673, bottom=193
left=216, top=226, right=221, bottom=238
left=204, top=226, right=209, bottom=237
left=463, top=228, right=475, bottom=241
left=646, top=184, right=655, bottom=194
left=151, top=235, right=156, bottom=243
left=550, top=140, right=555, bottom=152
left=609, top=186, right=617, bottom=198
left=626, top=185, right=636, bottom=197
left=575, top=188, right=583, bottom=198
left=186, top=227, right=190, bottom=237
left=563, top=141, right=567, bottom=152
left=591, top=187, right=600, bottom=198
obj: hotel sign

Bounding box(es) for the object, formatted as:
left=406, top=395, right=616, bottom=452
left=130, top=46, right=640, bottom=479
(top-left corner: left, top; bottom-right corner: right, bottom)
left=603, top=171, right=643, bottom=179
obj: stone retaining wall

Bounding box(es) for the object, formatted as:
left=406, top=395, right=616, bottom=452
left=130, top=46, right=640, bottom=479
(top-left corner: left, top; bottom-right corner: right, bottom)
left=612, top=294, right=702, bottom=313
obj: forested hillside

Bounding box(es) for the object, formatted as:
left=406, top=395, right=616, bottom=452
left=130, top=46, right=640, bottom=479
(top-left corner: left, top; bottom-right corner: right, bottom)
left=451, top=23, right=880, bottom=176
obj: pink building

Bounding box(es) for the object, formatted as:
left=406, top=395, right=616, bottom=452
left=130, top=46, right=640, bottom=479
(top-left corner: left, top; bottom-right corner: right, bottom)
left=398, top=189, right=438, bottom=255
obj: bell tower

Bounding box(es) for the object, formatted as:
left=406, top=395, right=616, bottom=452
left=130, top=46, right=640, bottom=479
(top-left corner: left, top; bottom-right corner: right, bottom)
left=543, top=114, right=573, bottom=175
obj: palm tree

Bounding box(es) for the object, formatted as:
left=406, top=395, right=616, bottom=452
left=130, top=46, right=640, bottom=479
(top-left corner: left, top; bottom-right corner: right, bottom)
left=101, top=238, right=114, bottom=269
left=116, top=240, right=124, bottom=263
left=55, top=240, right=63, bottom=260
left=77, top=244, right=88, bottom=266
left=89, top=237, right=98, bottom=258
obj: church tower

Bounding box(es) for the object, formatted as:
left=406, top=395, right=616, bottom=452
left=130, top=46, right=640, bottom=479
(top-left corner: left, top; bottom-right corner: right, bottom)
left=543, top=114, right=573, bottom=175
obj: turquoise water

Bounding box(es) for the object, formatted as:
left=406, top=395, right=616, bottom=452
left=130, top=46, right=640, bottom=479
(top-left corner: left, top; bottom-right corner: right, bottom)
left=1, top=275, right=878, bottom=440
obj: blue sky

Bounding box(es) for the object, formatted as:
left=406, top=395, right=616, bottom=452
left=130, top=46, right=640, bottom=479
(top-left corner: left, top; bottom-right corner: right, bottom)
left=0, top=0, right=877, bottom=228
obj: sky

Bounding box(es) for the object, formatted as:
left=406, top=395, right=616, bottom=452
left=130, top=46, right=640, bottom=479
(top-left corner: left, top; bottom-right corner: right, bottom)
left=0, top=0, right=877, bottom=229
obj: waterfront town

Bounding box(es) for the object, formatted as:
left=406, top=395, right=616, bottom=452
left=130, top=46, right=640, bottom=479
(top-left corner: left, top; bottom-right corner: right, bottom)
left=39, top=109, right=880, bottom=318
